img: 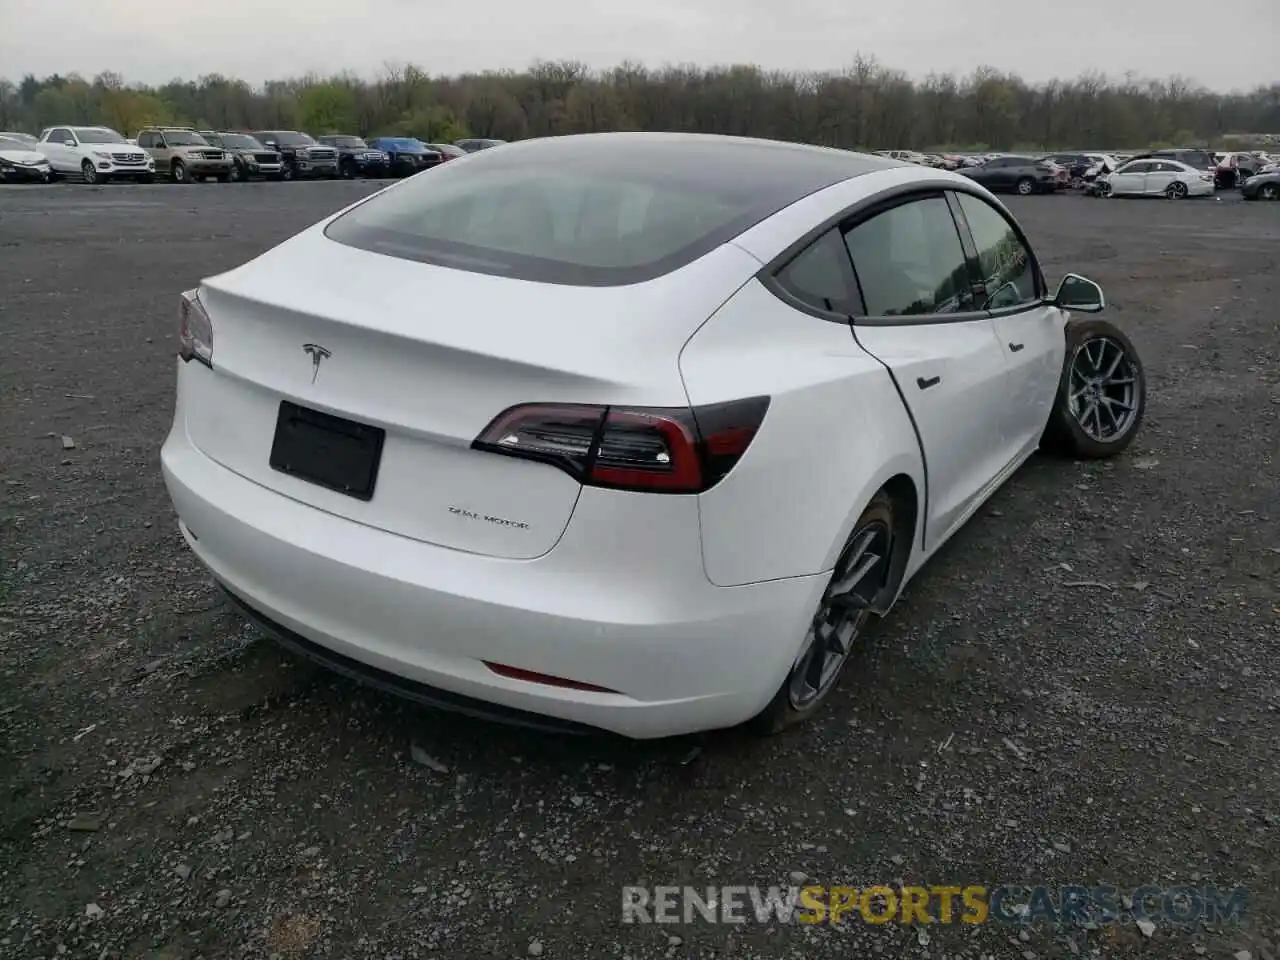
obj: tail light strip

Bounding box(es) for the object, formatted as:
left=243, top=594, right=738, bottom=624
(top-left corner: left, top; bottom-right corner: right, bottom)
left=471, top=397, right=770, bottom=494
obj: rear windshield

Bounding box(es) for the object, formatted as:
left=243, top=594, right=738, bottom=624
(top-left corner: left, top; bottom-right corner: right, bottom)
left=325, top=135, right=881, bottom=286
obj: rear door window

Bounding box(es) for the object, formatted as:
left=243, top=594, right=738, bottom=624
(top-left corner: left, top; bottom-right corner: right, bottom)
left=843, top=195, right=976, bottom=318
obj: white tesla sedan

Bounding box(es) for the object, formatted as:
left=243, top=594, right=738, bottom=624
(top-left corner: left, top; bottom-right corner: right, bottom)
left=161, top=133, right=1146, bottom=738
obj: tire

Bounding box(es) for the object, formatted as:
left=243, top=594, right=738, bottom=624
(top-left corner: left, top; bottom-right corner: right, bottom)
left=1165, top=180, right=1188, bottom=199
left=281, top=162, right=295, bottom=182
left=1041, top=318, right=1146, bottom=459
left=231, top=160, right=247, bottom=182
left=81, top=160, right=99, bottom=184
left=1015, top=177, right=1035, bottom=196
left=340, top=160, right=356, bottom=180
left=1260, top=183, right=1279, bottom=201
left=1096, top=181, right=1112, bottom=198
left=171, top=160, right=188, bottom=184
left=748, top=492, right=897, bottom=735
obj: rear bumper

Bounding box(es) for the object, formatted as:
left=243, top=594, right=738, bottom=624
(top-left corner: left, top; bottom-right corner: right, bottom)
left=160, top=378, right=823, bottom=738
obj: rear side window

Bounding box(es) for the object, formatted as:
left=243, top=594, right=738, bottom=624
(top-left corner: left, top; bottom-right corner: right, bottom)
left=774, top=229, right=858, bottom=314
left=844, top=196, right=976, bottom=318
left=325, top=138, right=875, bottom=286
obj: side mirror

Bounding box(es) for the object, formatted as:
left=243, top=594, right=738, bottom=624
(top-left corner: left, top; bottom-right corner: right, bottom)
left=1051, top=273, right=1105, bottom=313
left=63, top=139, right=76, bottom=147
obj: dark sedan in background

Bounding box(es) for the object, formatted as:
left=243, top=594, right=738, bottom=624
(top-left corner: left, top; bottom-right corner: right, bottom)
left=1241, top=170, right=1280, bottom=201
left=454, top=138, right=506, bottom=153
left=958, top=155, right=1064, bottom=195
left=366, top=137, right=441, bottom=176
left=424, top=142, right=467, bottom=161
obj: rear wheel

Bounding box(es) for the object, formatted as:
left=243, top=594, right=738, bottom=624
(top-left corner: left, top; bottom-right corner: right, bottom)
left=749, top=493, right=896, bottom=735
left=1016, top=177, right=1035, bottom=196
left=1042, top=318, right=1145, bottom=459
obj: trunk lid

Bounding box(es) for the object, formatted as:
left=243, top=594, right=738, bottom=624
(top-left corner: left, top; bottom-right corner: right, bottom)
left=187, top=227, right=758, bottom=559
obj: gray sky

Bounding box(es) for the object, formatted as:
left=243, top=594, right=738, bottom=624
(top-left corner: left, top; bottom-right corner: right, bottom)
left=1, top=0, right=1275, bottom=90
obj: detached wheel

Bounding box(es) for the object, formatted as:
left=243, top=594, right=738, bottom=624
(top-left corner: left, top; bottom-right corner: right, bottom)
left=749, top=493, right=895, bottom=735
left=1042, top=318, right=1146, bottom=459
left=1016, top=177, right=1035, bottom=196
left=1165, top=180, right=1188, bottom=199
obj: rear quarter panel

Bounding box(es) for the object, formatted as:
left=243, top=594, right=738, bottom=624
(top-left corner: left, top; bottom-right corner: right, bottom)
left=680, top=279, right=923, bottom=587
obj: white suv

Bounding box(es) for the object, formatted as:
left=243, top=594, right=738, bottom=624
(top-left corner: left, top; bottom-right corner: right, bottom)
left=37, top=125, right=156, bottom=183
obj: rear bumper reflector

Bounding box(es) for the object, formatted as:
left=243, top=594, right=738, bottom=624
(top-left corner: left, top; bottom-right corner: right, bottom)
left=483, top=661, right=618, bottom=694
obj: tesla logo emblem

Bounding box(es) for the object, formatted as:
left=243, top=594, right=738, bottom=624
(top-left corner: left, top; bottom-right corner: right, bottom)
left=302, top=343, right=331, bottom=383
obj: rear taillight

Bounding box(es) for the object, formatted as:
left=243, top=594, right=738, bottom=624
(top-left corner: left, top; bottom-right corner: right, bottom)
left=472, top=397, right=770, bottom=494
left=178, top=288, right=213, bottom=367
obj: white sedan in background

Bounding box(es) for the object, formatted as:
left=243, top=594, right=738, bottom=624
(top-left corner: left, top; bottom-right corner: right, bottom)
left=1096, top=158, right=1214, bottom=199
left=161, top=133, right=1147, bottom=739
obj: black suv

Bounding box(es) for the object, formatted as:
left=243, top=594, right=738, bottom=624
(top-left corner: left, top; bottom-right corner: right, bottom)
left=250, top=131, right=339, bottom=180
left=316, top=136, right=390, bottom=179
left=199, top=131, right=283, bottom=181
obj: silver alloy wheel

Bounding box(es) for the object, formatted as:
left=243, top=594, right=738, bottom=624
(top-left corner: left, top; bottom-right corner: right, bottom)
left=1166, top=181, right=1187, bottom=199
left=1262, top=184, right=1279, bottom=201
left=1017, top=178, right=1034, bottom=195
left=172, top=161, right=186, bottom=183
left=787, top=520, right=892, bottom=709
left=81, top=160, right=97, bottom=184
left=1068, top=336, right=1140, bottom=443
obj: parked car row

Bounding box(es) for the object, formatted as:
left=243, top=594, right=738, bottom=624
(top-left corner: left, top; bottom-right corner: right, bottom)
left=871, top=145, right=1280, bottom=201
left=0, top=125, right=506, bottom=184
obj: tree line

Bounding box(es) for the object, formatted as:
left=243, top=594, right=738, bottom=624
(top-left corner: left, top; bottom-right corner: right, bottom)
left=1, top=59, right=1277, bottom=152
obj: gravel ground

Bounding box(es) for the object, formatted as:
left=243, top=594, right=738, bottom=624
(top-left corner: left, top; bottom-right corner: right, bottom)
left=1, top=181, right=1277, bottom=960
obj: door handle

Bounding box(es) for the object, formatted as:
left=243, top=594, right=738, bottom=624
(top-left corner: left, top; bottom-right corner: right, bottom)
left=1009, top=342, right=1025, bottom=352
left=916, top=375, right=941, bottom=390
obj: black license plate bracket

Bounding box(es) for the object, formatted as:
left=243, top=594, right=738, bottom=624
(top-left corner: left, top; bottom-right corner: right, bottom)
left=268, top=401, right=385, bottom=501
